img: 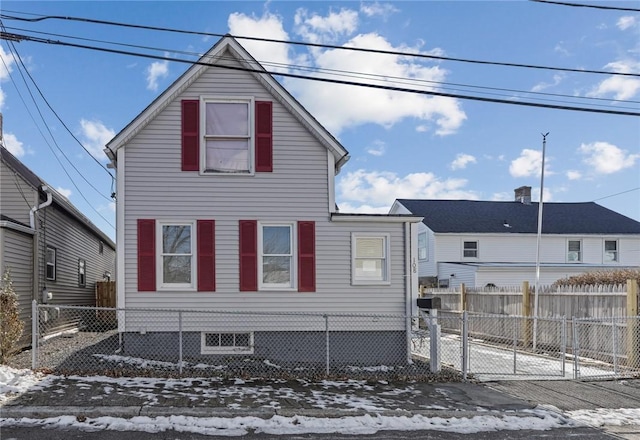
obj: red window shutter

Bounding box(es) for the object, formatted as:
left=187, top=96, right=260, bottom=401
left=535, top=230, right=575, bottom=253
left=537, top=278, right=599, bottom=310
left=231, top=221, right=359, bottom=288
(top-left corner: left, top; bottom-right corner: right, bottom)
left=197, top=220, right=215, bottom=292
left=239, top=220, right=258, bottom=291
left=298, top=221, right=316, bottom=292
left=255, top=101, right=273, bottom=172
left=137, top=219, right=156, bottom=292
left=181, top=100, right=199, bottom=171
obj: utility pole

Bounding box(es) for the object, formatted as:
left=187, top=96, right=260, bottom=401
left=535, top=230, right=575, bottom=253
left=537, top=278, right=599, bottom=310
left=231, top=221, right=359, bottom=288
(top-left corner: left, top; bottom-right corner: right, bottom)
left=533, top=132, right=549, bottom=351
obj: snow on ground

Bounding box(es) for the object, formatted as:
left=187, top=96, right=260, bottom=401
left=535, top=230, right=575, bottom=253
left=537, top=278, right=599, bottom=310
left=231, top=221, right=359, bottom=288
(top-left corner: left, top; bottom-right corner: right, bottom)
left=1, top=364, right=639, bottom=435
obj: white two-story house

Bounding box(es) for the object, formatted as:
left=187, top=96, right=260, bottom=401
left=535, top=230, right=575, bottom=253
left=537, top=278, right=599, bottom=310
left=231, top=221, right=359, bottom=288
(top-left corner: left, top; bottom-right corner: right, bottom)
left=105, top=36, right=422, bottom=366
left=391, top=186, right=640, bottom=288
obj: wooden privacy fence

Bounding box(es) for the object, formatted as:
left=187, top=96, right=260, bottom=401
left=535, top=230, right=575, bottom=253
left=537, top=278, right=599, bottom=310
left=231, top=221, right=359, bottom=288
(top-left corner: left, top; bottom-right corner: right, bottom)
left=95, top=281, right=116, bottom=326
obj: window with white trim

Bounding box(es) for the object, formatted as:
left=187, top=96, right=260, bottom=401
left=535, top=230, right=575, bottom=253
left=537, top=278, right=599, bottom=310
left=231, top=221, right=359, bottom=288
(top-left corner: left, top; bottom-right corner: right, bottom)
left=567, top=240, right=582, bottom=262
left=259, top=223, right=294, bottom=289
left=418, top=232, right=427, bottom=260
left=78, top=259, right=86, bottom=287
left=46, top=246, right=56, bottom=281
left=604, top=240, right=618, bottom=262
left=158, top=222, right=195, bottom=288
left=463, top=241, right=478, bottom=258
left=352, top=233, right=390, bottom=285
left=202, top=98, right=252, bottom=173
left=201, top=332, right=253, bottom=354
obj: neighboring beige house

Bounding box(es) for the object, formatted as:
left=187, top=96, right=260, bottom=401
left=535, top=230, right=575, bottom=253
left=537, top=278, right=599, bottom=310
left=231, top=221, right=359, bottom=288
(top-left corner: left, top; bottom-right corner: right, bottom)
left=391, top=186, right=640, bottom=288
left=0, top=146, right=116, bottom=345
left=105, top=36, right=422, bottom=364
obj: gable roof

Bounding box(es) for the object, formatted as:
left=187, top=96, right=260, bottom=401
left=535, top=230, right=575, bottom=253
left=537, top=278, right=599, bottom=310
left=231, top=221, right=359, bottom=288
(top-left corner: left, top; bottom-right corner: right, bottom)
left=105, top=35, right=349, bottom=171
left=396, top=199, right=640, bottom=234
left=1, top=146, right=116, bottom=248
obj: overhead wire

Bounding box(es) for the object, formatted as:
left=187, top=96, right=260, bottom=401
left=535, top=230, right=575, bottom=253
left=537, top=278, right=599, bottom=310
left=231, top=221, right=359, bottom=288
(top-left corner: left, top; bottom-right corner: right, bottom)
left=530, top=0, right=640, bottom=12
left=1, top=30, right=638, bottom=117
left=592, top=187, right=640, bottom=202
left=6, top=24, right=639, bottom=107
left=1, top=37, right=115, bottom=229
left=1, top=11, right=639, bottom=77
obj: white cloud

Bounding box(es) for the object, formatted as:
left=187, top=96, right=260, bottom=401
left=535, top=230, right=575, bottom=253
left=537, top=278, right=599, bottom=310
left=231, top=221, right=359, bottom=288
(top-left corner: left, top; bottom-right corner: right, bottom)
left=566, top=170, right=582, bottom=180
left=579, top=141, right=640, bottom=174
left=531, top=74, right=564, bottom=93
left=79, top=119, right=116, bottom=160
left=509, top=149, right=544, bottom=178
left=336, top=202, right=390, bottom=213
left=617, top=16, right=637, bottom=31
left=491, top=192, right=512, bottom=202
left=337, top=169, right=479, bottom=209
left=145, top=57, right=169, bottom=92
left=0, top=45, right=16, bottom=111
left=360, top=2, right=399, bottom=18
left=532, top=186, right=554, bottom=203
left=55, top=187, right=72, bottom=198
left=587, top=60, right=640, bottom=100
left=228, top=12, right=291, bottom=74
left=294, top=8, right=358, bottom=44
left=366, top=140, right=386, bottom=156
left=2, top=133, right=25, bottom=157
left=450, top=153, right=477, bottom=170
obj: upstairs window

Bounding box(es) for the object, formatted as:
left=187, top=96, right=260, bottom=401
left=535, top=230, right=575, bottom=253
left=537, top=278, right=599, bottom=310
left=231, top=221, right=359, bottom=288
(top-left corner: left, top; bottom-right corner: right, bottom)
left=604, top=240, right=618, bottom=262
left=46, top=246, right=56, bottom=281
left=204, top=99, right=251, bottom=173
left=568, top=240, right=582, bottom=262
left=418, top=232, right=427, bottom=260
left=352, top=234, right=390, bottom=285
left=463, top=241, right=478, bottom=258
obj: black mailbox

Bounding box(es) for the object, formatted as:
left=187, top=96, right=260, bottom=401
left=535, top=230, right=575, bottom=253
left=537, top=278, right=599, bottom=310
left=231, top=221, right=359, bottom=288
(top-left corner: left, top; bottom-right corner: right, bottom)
left=416, top=296, right=441, bottom=310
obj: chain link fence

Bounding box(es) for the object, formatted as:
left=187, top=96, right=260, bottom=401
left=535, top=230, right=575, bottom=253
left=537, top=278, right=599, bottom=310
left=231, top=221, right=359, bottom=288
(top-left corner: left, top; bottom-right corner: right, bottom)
left=26, top=303, right=640, bottom=381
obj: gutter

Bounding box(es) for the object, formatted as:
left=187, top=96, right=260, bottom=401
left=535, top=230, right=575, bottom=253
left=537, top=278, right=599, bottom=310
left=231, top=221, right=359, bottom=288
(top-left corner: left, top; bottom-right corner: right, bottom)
left=31, top=185, right=52, bottom=304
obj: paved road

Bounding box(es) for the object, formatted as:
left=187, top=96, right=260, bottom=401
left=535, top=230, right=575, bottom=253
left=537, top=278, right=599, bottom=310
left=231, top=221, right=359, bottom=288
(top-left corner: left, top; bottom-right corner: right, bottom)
left=0, top=425, right=618, bottom=439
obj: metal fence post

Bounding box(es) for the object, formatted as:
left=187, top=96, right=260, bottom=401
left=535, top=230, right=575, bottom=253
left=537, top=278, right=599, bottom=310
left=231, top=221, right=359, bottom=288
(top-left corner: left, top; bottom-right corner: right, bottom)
left=178, top=311, right=183, bottom=374
left=429, top=310, right=441, bottom=373
left=612, top=315, right=618, bottom=376
left=325, top=314, right=330, bottom=376
left=31, top=300, right=38, bottom=370
left=572, top=317, right=579, bottom=379
left=462, top=311, right=468, bottom=380
left=561, top=316, right=566, bottom=377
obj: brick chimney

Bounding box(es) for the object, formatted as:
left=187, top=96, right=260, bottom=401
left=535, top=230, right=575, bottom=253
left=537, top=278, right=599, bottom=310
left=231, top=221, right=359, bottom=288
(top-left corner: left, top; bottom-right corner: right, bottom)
left=514, top=186, right=532, bottom=204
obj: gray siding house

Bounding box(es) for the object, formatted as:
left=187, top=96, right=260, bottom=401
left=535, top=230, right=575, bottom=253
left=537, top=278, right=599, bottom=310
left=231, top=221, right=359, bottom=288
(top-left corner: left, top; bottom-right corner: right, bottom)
left=391, top=187, right=640, bottom=288
left=0, top=146, right=116, bottom=345
left=105, top=36, right=422, bottom=365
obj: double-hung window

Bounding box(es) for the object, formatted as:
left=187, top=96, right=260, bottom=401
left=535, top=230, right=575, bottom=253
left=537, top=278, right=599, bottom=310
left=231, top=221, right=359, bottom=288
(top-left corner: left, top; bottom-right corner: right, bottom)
left=463, top=241, right=478, bottom=258
left=418, top=232, right=428, bottom=260
left=159, top=222, right=195, bottom=288
left=46, top=246, right=56, bottom=281
left=567, top=240, right=582, bottom=262
left=352, top=233, right=390, bottom=285
left=203, top=98, right=252, bottom=173
left=604, top=240, right=618, bottom=262
left=259, top=223, right=294, bottom=289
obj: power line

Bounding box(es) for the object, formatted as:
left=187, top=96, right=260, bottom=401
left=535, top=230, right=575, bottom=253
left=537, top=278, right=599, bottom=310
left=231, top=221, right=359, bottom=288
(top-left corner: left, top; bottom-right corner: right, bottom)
left=1, top=38, right=115, bottom=229
left=2, top=11, right=639, bottom=78
left=2, top=31, right=639, bottom=117
left=6, top=24, right=639, bottom=108
left=592, top=187, right=640, bottom=202
left=530, top=0, right=640, bottom=12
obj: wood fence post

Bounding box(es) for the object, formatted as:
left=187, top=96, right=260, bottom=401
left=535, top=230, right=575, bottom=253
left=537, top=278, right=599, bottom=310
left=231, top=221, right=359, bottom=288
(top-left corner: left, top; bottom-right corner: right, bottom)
left=522, top=281, right=532, bottom=348
left=460, top=283, right=466, bottom=312
left=626, top=279, right=639, bottom=368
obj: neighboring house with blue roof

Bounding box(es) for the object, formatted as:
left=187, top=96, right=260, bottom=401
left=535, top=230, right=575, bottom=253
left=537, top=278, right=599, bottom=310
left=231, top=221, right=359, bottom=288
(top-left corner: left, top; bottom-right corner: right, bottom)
left=390, top=186, right=640, bottom=288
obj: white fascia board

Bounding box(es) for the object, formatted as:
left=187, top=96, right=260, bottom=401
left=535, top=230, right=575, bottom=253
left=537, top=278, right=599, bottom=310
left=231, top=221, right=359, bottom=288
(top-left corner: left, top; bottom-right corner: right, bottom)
left=331, top=214, right=423, bottom=223
left=0, top=221, right=35, bottom=235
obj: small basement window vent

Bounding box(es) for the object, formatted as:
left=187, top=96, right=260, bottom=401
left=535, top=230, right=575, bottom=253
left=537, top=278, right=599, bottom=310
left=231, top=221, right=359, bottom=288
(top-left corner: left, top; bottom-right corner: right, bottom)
left=201, top=332, right=254, bottom=354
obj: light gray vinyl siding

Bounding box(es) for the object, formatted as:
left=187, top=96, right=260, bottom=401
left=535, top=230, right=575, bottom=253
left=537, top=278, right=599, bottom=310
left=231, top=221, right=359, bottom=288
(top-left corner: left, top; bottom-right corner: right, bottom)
left=0, top=161, right=37, bottom=224
left=0, top=227, right=33, bottom=344
left=39, top=202, right=115, bottom=306
left=122, top=53, right=409, bottom=317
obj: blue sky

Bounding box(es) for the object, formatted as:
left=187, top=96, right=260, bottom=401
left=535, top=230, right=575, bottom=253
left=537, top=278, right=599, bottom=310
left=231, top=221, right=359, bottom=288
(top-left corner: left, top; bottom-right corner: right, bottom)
left=1, top=1, right=639, bottom=241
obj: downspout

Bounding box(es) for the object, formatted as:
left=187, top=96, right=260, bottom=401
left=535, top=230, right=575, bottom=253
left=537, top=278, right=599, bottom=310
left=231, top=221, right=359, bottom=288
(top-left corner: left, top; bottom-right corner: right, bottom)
left=404, top=221, right=413, bottom=364
left=31, top=185, right=52, bottom=303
